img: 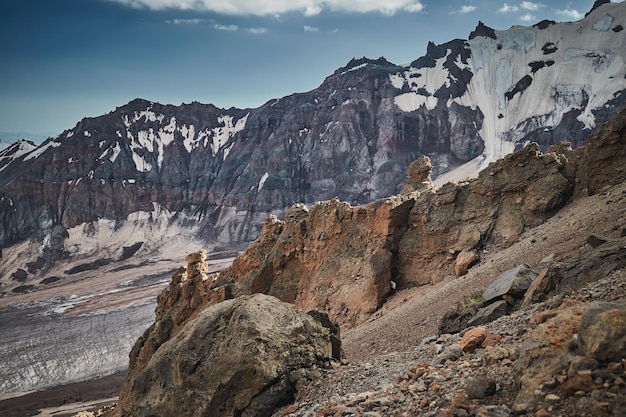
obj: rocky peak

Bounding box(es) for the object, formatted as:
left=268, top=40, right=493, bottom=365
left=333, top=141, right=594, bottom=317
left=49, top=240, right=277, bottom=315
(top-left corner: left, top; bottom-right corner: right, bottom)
left=587, top=0, right=612, bottom=17
left=468, top=21, right=496, bottom=40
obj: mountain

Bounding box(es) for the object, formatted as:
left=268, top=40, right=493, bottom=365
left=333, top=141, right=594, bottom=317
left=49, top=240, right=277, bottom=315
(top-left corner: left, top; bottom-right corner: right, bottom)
left=1, top=3, right=626, bottom=272
left=115, top=101, right=626, bottom=417
left=1, top=2, right=626, bottom=400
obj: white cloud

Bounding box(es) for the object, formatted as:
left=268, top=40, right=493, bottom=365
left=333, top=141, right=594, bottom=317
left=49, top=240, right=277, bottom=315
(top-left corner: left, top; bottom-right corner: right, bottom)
left=520, top=13, right=536, bottom=21
left=520, top=1, right=543, bottom=11
left=304, top=25, right=320, bottom=32
left=246, top=27, right=268, bottom=34
left=166, top=18, right=211, bottom=24
left=556, top=7, right=583, bottom=20
left=459, top=5, right=477, bottom=14
left=106, top=0, right=425, bottom=15
left=214, top=24, right=239, bottom=31
left=498, top=3, right=519, bottom=13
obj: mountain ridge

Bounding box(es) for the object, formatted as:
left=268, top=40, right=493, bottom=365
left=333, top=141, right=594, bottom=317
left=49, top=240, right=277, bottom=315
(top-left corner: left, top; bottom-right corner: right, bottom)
left=1, top=2, right=625, bottom=267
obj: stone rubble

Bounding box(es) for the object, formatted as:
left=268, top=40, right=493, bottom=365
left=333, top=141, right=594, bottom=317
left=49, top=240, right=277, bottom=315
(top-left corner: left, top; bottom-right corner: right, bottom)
left=272, top=269, right=626, bottom=417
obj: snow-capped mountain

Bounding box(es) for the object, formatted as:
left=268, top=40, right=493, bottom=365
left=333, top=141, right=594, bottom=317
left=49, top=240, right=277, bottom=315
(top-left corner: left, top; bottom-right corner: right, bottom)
left=1, top=0, right=625, bottom=275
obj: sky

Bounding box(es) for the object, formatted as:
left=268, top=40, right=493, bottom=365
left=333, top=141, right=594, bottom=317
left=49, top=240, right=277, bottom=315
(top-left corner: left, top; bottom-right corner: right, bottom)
left=0, top=0, right=617, bottom=141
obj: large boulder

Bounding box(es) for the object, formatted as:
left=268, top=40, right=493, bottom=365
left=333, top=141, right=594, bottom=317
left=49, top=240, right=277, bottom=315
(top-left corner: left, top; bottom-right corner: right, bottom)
left=118, top=294, right=340, bottom=417
left=482, top=264, right=538, bottom=303
left=578, top=301, right=626, bottom=362
left=522, top=237, right=626, bottom=306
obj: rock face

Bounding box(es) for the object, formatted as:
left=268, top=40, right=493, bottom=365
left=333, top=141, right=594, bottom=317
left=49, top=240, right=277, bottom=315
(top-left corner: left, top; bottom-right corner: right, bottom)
left=113, top=102, right=626, bottom=417
left=2, top=2, right=626, bottom=281
left=134, top=105, right=626, bottom=335
left=118, top=294, right=339, bottom=417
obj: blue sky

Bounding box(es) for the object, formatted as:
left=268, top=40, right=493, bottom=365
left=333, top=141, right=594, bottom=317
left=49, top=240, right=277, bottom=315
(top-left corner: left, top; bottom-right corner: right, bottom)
left=0, top=0, right=612, bottom=140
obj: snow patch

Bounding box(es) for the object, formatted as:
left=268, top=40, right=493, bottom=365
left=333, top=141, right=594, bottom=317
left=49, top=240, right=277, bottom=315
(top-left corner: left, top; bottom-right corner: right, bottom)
left=389, top=73, right=405, bottom=89
left=109, top=142, right=121, bottom=163
left=131, top=152, right=152, bottom=173
left=394, top=93, right=438, bottom=112
left=210, top=113, right=248, bottom=156
left=24, top=141, right=61, bottom=160
left=181, top=124, right=201, bottom=153
left=258, top=172, right=269, bottom=192
left=339, top=63, right=368, bottom=77
left=223, top=143, right=234, bottom=160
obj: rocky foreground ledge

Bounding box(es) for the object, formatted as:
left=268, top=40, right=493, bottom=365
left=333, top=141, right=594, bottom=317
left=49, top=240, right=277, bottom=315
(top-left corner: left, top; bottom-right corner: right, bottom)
left=268, top=264, right=626, bottom=417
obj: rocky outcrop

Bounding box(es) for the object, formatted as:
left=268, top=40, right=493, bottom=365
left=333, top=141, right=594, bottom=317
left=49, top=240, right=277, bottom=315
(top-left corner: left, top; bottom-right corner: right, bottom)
left=111, top=105, right=626, bottom=415
left=396, top=142, right=573, bottom=287
left=118, top=294, right=340, bottom=417
left=141, top=106, right=626, bottom=339
left=513, top=299, right=626, bottom=412
left=522, top=236, right=626, bottom=305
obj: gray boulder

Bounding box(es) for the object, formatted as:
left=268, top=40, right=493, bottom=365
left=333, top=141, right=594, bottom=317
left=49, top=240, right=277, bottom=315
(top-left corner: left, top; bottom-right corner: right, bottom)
left=467, top=300, right=509, bottom=327
left=119, top=293, right=339, bottom=417
left=482, top=264, right=538, bottom=303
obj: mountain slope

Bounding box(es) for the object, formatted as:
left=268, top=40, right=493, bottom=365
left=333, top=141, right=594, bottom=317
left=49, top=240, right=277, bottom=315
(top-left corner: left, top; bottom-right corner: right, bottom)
left=1, top=1, right=626, bottom=290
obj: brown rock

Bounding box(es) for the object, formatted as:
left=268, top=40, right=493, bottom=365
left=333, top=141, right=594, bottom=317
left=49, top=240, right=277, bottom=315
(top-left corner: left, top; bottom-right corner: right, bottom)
left=575, top=106, right=626, bottom=196
left=281, top=403, right=299, bottom=416
left=404, top=155, right=435, bottom=193
left=482, top=333, right=503, bottom=348
left=578, top=301, right=626, bottom=362
left=559, top=373, right=594, bottom=398
left=460, top=327, right=489, bottom=353
left=455, top=250, right=480, bottom=276
left=529, top=310, right=558, bottom=325
left=483, top=346, right=510, bottom=365
left=118, top=294, right=339, bottom=417
left=514, top=301, right=588, bottom=406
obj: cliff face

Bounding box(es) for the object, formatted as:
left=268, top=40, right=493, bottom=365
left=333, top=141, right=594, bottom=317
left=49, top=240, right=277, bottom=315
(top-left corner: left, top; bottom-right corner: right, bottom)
left=118, top=104, right=626, bottom=414
left=1, top=2, right=626, bottom=274
left=116, top=107, right=626, bottom=417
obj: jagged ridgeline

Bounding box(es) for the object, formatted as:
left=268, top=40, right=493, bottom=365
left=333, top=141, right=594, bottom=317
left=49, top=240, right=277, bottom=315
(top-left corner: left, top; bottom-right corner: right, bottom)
left=1, top=1, right=626, bottom=267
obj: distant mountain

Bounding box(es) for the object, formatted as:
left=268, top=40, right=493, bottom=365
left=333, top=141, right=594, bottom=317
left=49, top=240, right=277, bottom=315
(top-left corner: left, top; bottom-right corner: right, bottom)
left=0, top=132, right=54, bottom=146
left=1, top=1, right=625, bottom=274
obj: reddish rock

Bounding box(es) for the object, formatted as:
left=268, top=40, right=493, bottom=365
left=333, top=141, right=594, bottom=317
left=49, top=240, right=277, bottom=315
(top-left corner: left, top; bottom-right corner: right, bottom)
left=559, top=373, right=594, bottom=398
left=482, top=333, right=503, bottom=348
left=281, top=403, right=299, bottom=416
left=530, top=310, right=558, bottom=325
left=460, top=327, right=489, bottom=353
